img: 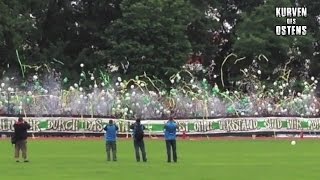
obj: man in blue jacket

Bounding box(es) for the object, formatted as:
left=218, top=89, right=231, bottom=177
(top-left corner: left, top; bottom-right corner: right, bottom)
left=164, top=117, right=178, bottom=163
left=103, top=120, right=119, bottom=161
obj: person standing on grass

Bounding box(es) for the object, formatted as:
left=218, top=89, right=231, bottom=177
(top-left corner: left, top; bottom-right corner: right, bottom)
left=103, top=120, right=119, bottom=161
left=130, top=118, right=147, bottom=162
left=13, top=117, right=31, bottom=163
left=164, top=116, right=178, bottom=163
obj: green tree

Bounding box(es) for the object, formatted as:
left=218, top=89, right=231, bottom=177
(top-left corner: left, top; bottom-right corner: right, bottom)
left=187, top=0, right=266, bottom=86
left=1, top=0, right=122, bottom=81
left=233, top=0, right=315, bottom=81
left=32, top=0, right=122, bottom=77
left=0, top=0, right=36, bottom=75
left=1, top=0, right=318, bottom=88
left=298, top=0, right=320, bottom=77
left=106, top=0, right=198, bottom=84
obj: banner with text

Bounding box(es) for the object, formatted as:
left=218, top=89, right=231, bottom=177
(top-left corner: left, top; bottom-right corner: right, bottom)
left=1, top=117, right=320, bottom=134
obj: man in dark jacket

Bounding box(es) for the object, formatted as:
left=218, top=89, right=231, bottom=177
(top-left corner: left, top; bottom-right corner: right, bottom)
left=13, top=117, right=31, bottom=162
left=130, top=119, right=147, bottom=162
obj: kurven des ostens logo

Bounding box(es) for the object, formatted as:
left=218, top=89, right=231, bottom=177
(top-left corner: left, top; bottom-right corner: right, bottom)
left=275, top=7, right=307, bottom=36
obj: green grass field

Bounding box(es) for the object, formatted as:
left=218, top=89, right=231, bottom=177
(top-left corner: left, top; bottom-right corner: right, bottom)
left=1, top=139, right=320, bottom=180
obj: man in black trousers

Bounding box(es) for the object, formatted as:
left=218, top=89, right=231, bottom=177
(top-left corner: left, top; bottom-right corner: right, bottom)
left=164, top=117, right=178, bottom=163
left=13, top=117, right=31, bottom=162
left=130, top=119, right=147, bottom=162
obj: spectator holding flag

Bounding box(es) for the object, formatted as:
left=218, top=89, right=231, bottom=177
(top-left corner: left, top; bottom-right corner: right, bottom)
left=164, top=116, right=178, bottom=163
left=130, top=118, right=147, bottom=162
left=103, top=120, right=118, bottom=161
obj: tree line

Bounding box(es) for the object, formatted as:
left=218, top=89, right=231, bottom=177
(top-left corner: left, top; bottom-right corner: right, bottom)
left=0, top=0, right=319, bottom=89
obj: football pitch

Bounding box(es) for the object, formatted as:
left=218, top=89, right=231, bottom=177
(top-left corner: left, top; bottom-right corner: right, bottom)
left=1, top=138, right=320, bottom=180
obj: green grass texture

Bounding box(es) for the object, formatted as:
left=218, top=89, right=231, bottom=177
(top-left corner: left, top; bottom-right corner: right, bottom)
left=1, top=139, right=320, bottom=180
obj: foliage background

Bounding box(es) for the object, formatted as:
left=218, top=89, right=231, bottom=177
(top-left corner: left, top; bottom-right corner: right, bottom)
left=0, top=0, right=319, bottom=90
